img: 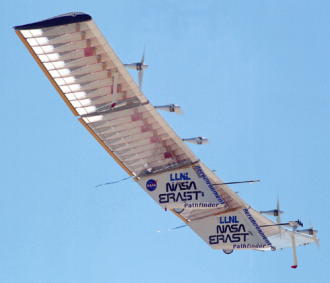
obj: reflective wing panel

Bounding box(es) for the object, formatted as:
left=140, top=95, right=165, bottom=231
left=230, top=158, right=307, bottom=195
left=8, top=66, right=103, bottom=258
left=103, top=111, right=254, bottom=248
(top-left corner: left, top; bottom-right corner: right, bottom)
left=15, top=12, right=198, bottom=176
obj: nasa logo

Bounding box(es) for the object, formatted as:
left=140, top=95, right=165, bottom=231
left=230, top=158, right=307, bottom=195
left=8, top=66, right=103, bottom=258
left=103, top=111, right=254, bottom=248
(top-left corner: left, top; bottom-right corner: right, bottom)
left=146, top=179, right=157, bottom=191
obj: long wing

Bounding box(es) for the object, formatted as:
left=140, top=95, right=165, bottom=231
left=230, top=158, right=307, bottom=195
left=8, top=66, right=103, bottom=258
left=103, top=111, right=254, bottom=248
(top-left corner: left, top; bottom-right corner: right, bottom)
left=14, top=12, right=198, bottom=177
left=15, top=12, right=317, bottom=252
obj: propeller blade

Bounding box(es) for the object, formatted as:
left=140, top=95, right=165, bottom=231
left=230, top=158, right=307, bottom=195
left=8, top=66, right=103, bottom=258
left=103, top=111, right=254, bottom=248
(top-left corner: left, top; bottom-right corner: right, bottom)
left=306, top=220, right=320, bottom=247
left=276, top=198, right=282, bottom=235
left=276, top=198, right=281, bottom=221
left=138, top=69, right=144, bottom=89
left=314, top=236, right=320, bottom=247
left=141, top=47, right=145, bottom=64
left=311, top=226, right=320, bottom=247
left=174, top=105, right=183, bottom=115
left=291, top=233, right=298, bottom=269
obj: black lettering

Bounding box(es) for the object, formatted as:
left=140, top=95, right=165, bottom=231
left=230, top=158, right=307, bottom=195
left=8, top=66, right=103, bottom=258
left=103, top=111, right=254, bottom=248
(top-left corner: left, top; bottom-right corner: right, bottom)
left=179, top=182, right=189, bottom=190
left=241, top=233, right=249, bottom=241
left=209, top=235, right=218, bottom=244
left=189, top=181, right=197, bottom=190
left=174, top=192, right=184, bottom=202
left=167, top=193, right=176, bottom=202
left=231, top=233, right=241, bottom=243
left=230, top=224, right=238, bottom=232
left=189, top=191, right=203, bottom=200
left=166, top=183, right=178, bottom=192
left=217, top=225, right=227, bottom=234
left=159, top=194, right=167, bottom=203
left=183, top=191, right=192, bottom=201
left=238, top=224, right=246, bottom=232
left=224, top=234, right=232, bottom=243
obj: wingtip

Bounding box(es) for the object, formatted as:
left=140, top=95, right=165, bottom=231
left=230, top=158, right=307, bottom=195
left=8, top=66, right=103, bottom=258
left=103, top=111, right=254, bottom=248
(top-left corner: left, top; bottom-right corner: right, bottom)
left=14, top=12, right=92, bottom=30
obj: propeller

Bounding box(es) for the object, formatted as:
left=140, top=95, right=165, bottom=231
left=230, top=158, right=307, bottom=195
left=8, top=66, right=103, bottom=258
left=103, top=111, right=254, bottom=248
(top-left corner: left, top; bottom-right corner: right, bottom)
left=138, top=49, right=145, bottom=89
left=275, top=198, right=281, bottom=225
left=307, top=221, right=320, bottom=247
left=275, top=198, right=282, bottom=235
left=313, top=230, right=320, bottom=247
left=124, top=48, right=148, bottom=89
left=259, top=198, right=284, bottom=231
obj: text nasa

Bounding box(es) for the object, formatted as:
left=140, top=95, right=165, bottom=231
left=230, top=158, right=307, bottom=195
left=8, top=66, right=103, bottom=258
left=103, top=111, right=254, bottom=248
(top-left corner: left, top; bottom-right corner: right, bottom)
left=159, top=172, right=204, bottom=203
left=209, top=216, right=249, bottom=245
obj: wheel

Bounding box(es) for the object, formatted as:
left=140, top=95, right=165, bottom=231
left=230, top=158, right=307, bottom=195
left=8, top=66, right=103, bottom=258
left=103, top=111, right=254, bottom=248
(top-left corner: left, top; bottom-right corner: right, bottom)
left=173, top=208, right=185, bottom=214
left=222, top=249, right=234, bottom=255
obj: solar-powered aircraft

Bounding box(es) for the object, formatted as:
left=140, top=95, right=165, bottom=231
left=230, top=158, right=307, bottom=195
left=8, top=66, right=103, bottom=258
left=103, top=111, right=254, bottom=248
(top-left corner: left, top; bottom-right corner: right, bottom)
left=14, top=12, right=319, bottom=268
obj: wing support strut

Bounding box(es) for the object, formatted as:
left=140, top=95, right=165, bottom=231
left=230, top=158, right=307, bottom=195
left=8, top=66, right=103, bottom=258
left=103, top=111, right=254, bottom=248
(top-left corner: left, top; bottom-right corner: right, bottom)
left=291, top=232, right=298, bottom=269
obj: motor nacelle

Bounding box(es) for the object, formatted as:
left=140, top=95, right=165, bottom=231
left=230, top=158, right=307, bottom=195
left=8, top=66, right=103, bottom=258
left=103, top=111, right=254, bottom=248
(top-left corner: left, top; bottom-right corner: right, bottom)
left=260, top=209, right=283, bottom=217
left=288, top=219, right=303, bottom=228
left=297, top=228, right=317, bottom=235
left=155, top=104, right=183, bottom=114
left=124, top=63, right=148, bottom=71
left=182, top=137, right=208, bottom=145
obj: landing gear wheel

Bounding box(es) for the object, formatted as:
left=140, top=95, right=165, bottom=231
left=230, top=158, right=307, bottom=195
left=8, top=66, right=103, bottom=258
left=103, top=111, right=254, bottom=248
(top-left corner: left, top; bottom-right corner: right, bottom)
left=173, top=208, right=185, bottom=214
left=223, top=249, right=234, bottom=255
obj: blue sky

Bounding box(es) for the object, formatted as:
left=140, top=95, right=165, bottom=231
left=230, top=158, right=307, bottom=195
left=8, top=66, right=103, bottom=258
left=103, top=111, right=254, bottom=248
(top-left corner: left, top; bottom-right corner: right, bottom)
left=1, top=1, right=329, bottom=282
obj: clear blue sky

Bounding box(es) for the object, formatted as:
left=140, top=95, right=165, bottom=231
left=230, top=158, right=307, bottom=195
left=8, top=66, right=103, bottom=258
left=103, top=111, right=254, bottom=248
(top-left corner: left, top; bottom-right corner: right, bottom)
left=1, top=1, right=329, bottom=282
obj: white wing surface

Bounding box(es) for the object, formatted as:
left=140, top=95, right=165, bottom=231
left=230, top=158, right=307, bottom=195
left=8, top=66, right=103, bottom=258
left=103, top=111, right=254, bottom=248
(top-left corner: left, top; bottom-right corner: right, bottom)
left=15, top=12, right=197, bottom=178
left=15, top=12, right=318, bottom=254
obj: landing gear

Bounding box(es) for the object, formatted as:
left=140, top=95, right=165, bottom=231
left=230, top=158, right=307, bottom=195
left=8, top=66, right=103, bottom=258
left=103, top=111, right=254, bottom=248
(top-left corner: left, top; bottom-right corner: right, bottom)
left=222, top=249, right=234, bottom=255
left=173, top=208, right=185, bottom=214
